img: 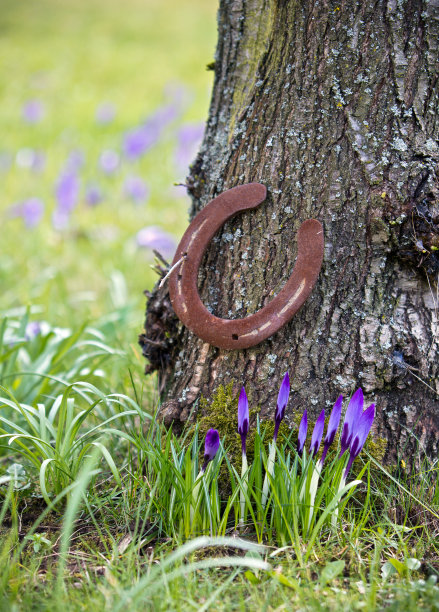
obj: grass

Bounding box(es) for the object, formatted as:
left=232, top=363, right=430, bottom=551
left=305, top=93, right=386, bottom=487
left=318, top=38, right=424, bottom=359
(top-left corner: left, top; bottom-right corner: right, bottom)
left=1, top=0, right=438, bottom=609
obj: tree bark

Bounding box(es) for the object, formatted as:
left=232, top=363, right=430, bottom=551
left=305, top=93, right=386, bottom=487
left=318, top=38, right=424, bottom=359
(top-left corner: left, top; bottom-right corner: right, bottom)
left=140, top=0, right=439, bottom=461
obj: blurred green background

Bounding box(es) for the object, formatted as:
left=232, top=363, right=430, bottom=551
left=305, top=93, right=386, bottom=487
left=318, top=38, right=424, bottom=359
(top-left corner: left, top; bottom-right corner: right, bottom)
left=0, top=0, right=217, bottom=361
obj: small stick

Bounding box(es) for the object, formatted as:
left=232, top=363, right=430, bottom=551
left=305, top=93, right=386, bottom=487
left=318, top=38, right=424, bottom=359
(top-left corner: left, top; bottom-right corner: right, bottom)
left=159, top=255, right=186, bottom=288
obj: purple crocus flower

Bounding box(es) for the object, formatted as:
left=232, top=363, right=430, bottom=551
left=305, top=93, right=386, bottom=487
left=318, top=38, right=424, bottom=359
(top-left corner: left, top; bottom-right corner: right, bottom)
left=202, top=429, right=220, bottom=472
left=22, top=100, right=45, bottom=124
left=309, top=409, right=325, bottom=458
left=95, top=102, right=116, bottom=124
left=237, top=387, right=249, bottom=454
left=9, top=198, right=44, bottom=228
left=25, top=321, right=42, bottom=340
left=123, top=104, right=178, bottom=161
left=274, top=372, right=290, bottom=442
left=320, top=395, right=343, bottom=465
left=297, top=410, right=308, bottom=457
left=123, top=175, right=149, bottom=204
left=52, top=168, right=80, bottom=229
left=339, top=388, right=364, bottom=457
left=99, top=149, right=120, bottom=174
left=85, top=183, right=103, bottom=206
left=175, top=123, right=204, bottom=171
left=136, top=226, right=176, bottom=260
left=344, top=404, right=375, bottom=477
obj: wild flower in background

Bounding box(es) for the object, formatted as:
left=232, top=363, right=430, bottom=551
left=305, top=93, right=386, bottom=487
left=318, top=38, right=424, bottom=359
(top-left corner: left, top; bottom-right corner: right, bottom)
left=238, top=387, right=249, bottom=525
left=22, top=99, right=45, bottom=123
left=202, top=429, right=219, bottom=472
left=99, top=149, right=120, bottom=175
left=53, top=167, right=80, bottom=229
left=136, top=226, right=176, bottom=260
left=123, top=175, right=149, bottom=204
left=95, top=102, right=116, bottom=124
left=9, top=198, right=44, bottom=228
left=123, top=104, right=177, bottom=161
left=24, top=321, right=42, bottom=340
left=175, top=123, right=204, bottom=171
left=85, top=183, right=103, bottom=206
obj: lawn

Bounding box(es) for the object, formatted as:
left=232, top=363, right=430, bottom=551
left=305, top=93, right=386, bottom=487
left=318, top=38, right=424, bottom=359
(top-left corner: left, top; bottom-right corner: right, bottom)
left=0, top=1, right=438, bottom=610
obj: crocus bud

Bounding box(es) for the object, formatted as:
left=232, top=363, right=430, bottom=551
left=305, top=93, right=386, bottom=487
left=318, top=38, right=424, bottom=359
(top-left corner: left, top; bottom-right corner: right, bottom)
left=297, top=409, right=308, bottom=457
left=339, top=388, right=363, bottom=457
left=238, top=387, right=249, bottom=454
left=320, top=395, right=343, bottom=465
left=202, top=429, right=220, bottom=471
left=274, top=372, right=290, bottom=442
left=309, top=409, right=325, bottom=458
left=344, top=404, right=375, bottom=477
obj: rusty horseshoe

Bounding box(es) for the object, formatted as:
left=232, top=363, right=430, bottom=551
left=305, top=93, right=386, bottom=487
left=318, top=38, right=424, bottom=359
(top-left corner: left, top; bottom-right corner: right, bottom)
left=168, top=183, right=324, bottom=350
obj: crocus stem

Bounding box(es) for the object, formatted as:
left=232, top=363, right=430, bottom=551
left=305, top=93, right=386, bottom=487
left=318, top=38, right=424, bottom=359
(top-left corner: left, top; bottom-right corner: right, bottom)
left=190, top=469, right=204, bottom=524
left=331, top=471, right=347, bottom=528
left=262, top=441, right=276, bottom=509
left=240, top=451, right=248, bottom=527
left=307, top=460, right=323, bottom=532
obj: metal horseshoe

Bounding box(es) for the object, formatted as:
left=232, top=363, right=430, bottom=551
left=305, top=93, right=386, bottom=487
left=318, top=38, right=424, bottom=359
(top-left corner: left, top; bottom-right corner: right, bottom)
left=168, top=183, right=324, bottom=350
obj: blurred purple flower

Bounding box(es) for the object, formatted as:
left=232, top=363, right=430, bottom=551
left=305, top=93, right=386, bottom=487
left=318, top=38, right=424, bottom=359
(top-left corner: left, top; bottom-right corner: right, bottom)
left=95, top=102, right=116, bottom=124
left=85, top=183, right=103, bottom=206
left=99, top=149, right=120, bottom=175
left=25, top=321, right=42, bottom=340
left=123, top=175, right=149, bottom=204
left=123, top=104, right=178, bottom=161
left=274, top=372, right=290, bottom=442
left=339, top=388, right=364, bottom=457
left=309, top=409, right=325, bottom=458
left=9, top=198, right=44, bottom=228
left=123, top=124, right=159, bottom=160
left=202, top=429, right=220, bottom=471
left=22, top=100, right=45, bottom=123
left=238, top=387, right=249, bottom=454
left=66, top=150, right=85, bottom=171
left=175, top=123, right=204, bottom=171
left=52, top=167, right=80, bottom=230
left=344, top=404, right=376, bottom=477
left=319, top=394, right=343, bottom=465
left=136, top=226, right=176, bottom=260
left=15, top=148, right=46, bottom=172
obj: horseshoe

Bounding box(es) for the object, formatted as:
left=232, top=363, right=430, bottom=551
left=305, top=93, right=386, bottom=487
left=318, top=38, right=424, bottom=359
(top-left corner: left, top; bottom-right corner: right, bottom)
left=168, top=183, right=324, bottom=350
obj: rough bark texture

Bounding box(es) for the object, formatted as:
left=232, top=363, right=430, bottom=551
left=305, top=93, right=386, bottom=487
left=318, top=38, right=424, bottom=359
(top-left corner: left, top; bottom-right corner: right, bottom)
left=140, top=0, right=439, bottom=461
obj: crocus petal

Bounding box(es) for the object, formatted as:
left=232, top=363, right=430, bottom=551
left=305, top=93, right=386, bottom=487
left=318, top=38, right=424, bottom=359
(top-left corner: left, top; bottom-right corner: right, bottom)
left=349, top=404, right=375, bottom=460
left=297, top=410, right=308, bottom=456
left=275, top=372, right=290, bottom=424
left=237, top=387, right=249, bottom=437
left=339, top=388, right=364, bottom=456
left=324, top=394, right=343, bottom=447
left=309, top=409, right=325, bottom=457
left=204, top=429, right=220, bottom=464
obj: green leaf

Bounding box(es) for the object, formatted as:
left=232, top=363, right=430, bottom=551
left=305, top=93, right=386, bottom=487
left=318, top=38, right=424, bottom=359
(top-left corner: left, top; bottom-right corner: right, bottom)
left=320, top=560, right=345, bottom=585
left=270, top=571, right=299, bottom=590
left=244, top=570, right=260, bottom=585
left=406, top=558, right=421, bottom=571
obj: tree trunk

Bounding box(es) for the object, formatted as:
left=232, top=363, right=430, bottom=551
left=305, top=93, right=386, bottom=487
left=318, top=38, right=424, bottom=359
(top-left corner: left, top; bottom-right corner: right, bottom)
left=139, top=0, right=439, bottom=461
